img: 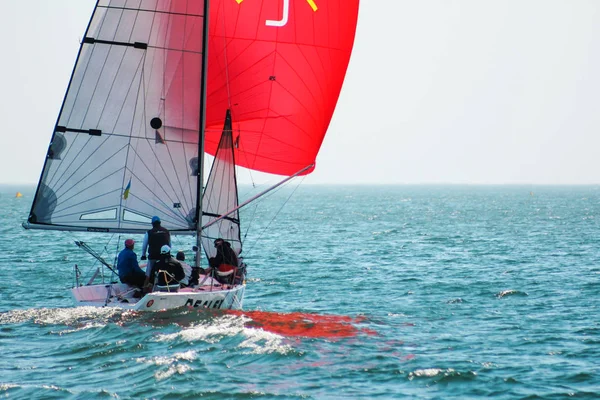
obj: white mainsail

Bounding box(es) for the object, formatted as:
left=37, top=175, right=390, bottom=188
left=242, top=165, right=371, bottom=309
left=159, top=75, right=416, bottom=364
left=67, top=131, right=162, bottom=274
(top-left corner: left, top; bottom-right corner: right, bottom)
left=25, top=0, right=207, bottom=233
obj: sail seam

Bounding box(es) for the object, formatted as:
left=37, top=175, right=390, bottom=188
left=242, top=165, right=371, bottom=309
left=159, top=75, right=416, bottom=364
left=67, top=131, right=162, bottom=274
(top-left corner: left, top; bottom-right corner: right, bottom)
left=125, top=146, right=192, bottom=225
left=49, top=5, right=108, bottom=187
left=53, top=200, right=121, bottom=220
left=48, top=133, right=116, bottom=197
left=160, top=0, right=195, bottom=217
left=51, top=147, right=128, bottom=209
left=209, top=36, right=349, bottom=52
left=117, top=6, right=146, bottom=231
left=23, top=222, right=196, bottom=235
left=80, top=4, right=130, bottom=132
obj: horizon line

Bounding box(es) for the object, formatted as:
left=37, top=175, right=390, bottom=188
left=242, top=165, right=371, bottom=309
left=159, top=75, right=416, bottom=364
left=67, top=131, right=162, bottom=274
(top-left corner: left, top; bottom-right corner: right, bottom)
left=2, top=182, right=600, bottom=187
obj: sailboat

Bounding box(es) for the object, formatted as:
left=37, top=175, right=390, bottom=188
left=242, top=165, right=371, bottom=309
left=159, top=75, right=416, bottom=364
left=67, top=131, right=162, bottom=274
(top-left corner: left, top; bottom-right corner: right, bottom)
left=23, top=0, right=359, bottom=311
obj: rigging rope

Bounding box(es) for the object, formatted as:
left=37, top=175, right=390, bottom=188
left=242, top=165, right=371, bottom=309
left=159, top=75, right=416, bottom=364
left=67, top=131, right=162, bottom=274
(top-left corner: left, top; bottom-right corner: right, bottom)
left=220, top=3, right=232, bottom=109
left=70, top=232, right=118, bottom=282
left=157, top=270, right=180, bottom=292
left=112, top=234, right=122, bottom=281
left=244, top=175, right=306, bottom=257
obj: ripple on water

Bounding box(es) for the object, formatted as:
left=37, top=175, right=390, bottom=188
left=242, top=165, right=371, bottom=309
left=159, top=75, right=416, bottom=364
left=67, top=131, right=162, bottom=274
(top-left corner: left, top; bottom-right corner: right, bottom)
left=496, top=290, right=528, bottom=299
left=3, top=185, right=600, bottom=398
left=408, top=368, right=478, bottom=382
left=156, top=314, right=294, bottom=355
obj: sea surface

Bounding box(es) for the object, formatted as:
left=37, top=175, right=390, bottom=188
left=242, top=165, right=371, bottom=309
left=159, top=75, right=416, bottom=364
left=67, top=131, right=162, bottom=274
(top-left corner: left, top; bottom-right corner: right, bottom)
left=1, top=184, right=599, bottom=399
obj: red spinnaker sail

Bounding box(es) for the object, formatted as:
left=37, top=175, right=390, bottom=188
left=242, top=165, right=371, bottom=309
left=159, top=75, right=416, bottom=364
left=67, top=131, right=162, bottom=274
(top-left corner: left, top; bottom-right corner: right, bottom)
left=206, top=0, right=360, bottom=176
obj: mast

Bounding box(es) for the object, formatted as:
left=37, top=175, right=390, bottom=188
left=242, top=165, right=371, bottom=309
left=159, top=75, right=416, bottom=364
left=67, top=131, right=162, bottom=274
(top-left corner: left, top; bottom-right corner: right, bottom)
left=195, top=0, right=211, bottom=268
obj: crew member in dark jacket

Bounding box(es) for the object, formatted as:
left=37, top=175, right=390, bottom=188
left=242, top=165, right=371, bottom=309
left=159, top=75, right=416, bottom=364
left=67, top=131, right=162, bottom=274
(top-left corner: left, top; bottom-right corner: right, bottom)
left=208, top=238, right=239, bottom=284
left=141, top=216, right=171, bottom=287
left=149, top=245, right=185, bottom=288
left=117, top=239, right=146, bottom=287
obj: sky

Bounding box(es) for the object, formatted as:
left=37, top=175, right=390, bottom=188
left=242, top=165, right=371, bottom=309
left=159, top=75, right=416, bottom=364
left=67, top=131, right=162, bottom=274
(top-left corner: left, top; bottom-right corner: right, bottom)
left=1, top=1, right=600, bottom=185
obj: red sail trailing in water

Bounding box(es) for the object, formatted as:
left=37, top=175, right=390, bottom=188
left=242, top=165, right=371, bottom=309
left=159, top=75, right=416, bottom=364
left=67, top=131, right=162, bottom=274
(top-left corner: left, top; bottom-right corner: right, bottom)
left=206, top=0, right=360, bottom=176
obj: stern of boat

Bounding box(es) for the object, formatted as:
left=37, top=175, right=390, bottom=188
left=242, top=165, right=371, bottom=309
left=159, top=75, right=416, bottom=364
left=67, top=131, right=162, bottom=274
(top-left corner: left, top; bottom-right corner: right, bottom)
left=133, top=283, right=246, bottom=311
left=70, top=282, right=245, bottom=311
left=71, top=283, right=138, bottom=308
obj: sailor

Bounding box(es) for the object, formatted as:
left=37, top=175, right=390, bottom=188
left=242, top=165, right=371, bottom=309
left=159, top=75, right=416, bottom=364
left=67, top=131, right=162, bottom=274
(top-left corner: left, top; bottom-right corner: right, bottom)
left=116, top=239, right=146, bottom=288
left=149, top=245, right=185, bottom=288
left=141, top=216, right=171, bottom=287
left=175, top=250, right=193, bottom=287
left=208, top=238, right=239, bottom=284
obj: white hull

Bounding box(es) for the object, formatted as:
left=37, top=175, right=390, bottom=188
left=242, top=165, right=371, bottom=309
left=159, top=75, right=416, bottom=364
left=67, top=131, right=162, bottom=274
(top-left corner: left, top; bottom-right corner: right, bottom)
left=71, top=282, right=245, bottom=311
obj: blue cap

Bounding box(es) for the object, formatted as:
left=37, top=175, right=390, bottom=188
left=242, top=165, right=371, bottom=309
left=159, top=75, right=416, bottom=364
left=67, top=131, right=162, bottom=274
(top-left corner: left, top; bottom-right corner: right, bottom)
left=151, top=216, right=161, bottom=224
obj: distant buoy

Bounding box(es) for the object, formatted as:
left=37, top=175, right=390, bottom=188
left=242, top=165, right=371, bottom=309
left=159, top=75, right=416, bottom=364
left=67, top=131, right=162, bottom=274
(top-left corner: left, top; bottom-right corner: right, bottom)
left=15, top=192, right=23, bottom=198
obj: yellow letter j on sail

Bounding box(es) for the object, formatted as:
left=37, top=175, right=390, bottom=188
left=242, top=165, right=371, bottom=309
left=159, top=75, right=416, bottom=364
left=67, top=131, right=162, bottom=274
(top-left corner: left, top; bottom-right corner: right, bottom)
left=236, top=0, right=318, bottom=12
left=123, top=178, right=131, bottom=200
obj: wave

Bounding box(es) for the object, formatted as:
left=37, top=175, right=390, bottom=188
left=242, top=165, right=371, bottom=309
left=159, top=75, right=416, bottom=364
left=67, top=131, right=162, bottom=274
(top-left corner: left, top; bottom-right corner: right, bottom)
left=496, top=290, right=528, bottom=298
left=136, top=350, right=197, bottom=380
left=155, top=314, right=294, bottom=355
left=0, top=383, right=75, bottom=397
left=0, top=306, right=124, bottom=327
left=0, top=382, right=118, bottom=398
left=408, top=368, right=477, bottom=382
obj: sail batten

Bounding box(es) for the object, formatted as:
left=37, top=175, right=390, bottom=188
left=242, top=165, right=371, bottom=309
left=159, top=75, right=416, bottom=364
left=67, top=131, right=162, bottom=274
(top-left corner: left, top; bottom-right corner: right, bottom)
left=83, top=37, right=149, bottom=49
left=52, top=129, right=200, bottom=144
left=97, top=6, right=204, bottom=17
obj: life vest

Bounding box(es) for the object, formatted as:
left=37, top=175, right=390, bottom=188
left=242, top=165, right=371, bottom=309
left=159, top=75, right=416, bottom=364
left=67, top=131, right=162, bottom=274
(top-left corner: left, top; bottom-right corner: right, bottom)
left=147, top=226, right=170, bottom=259
left=152, top=257, right=185, bottom=286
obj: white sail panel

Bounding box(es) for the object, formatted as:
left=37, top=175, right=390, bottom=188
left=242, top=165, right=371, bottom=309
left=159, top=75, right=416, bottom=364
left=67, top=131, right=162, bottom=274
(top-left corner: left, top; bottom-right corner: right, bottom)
left=27, top=0, right=206, bottom=233
left=201, top=111, right=242, bottom=258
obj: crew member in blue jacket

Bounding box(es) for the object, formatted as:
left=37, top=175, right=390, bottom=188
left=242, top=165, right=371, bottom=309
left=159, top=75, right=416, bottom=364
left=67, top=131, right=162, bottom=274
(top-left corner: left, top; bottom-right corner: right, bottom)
left=117, top=238, right=146, bottom=287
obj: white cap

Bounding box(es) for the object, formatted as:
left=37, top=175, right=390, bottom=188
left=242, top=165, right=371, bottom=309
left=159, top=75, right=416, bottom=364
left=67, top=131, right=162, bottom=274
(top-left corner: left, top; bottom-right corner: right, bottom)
left=160, top=245, right=171, bottom=254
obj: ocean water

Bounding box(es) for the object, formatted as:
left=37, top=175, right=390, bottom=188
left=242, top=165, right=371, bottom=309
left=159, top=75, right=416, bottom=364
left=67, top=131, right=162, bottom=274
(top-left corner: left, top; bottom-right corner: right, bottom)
left=1, top=184, right=599, bottom=399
